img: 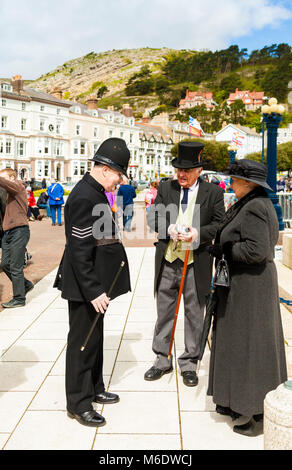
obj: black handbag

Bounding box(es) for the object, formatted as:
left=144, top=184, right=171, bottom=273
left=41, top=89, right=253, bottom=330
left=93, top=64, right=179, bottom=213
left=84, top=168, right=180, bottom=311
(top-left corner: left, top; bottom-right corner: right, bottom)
left=213, top=255, right=230, bottom=288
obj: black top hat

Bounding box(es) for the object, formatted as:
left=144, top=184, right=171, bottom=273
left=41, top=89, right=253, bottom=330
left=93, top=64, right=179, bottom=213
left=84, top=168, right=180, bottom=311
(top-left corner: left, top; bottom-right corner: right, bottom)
left=224, top=159, right=272, bottom=191
left=171, top=141, right=205, bottom=169
left=89, top=138, right=130, bottom=177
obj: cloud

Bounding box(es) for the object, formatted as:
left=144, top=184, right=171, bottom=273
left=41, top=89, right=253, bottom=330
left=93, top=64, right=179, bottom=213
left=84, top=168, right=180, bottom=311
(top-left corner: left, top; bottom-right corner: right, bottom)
left=0, top=0, right=291, bottom=79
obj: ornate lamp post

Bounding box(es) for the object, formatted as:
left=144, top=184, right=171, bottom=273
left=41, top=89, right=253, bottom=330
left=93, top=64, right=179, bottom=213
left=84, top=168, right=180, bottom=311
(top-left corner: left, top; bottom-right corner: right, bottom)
left=227, top=144, right=237, bottom=164
left=262, top=97, right=285, bottom=231
left=157, top=155, right=161, bottom=181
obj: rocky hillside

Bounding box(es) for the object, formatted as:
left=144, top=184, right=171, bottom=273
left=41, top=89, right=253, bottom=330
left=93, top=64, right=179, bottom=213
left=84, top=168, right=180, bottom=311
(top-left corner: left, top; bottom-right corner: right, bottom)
left=28, top=47, right=176, bottom=105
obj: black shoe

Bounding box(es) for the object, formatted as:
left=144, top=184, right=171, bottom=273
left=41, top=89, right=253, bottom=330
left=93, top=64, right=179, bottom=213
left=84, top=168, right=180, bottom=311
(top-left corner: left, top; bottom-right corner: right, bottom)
left=25, top=283, right=34, bottom=294
left=2, top=299, right=25, bottom=308
left=216, top=405, right=241, bottom=421
left=182, top=371, right=198, bottom=387
left=233, top=416, right=263, bottom=437
left=144, top=366, right=173, bottom=381
left=94, top=391, right=120, bottom=404
left=67, top=409, right=106, bottom=427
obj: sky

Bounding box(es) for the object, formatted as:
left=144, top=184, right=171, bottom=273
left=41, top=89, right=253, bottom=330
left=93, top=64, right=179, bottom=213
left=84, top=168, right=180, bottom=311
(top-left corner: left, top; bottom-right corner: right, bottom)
left=0, top=0, right=291, bottom=80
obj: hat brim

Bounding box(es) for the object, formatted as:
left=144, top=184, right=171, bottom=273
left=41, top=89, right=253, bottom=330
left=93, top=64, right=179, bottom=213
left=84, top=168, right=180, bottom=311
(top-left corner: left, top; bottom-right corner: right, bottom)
left=89, top=154, right=129, bottom=178
left=227, top=174, right=272, bottom=191
left=171, top=158, right=206, bottom=169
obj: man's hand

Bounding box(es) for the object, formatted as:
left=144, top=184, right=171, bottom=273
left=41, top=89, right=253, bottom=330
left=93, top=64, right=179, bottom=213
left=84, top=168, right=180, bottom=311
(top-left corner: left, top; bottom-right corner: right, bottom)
left=177, top=226, right=198, bottom=243
left=91, top=292, right=110, bottom=314
left=168, top=224, right=179, bottom=241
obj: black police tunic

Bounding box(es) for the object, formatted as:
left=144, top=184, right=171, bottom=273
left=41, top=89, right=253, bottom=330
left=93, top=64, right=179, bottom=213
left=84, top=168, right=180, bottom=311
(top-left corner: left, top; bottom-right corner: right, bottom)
left=54, top=172, right=131, bottom=301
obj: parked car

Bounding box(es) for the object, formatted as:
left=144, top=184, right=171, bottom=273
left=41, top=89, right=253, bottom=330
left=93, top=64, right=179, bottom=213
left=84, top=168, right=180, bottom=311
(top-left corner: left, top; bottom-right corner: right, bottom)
left=136, top=180, right=149, bottom=190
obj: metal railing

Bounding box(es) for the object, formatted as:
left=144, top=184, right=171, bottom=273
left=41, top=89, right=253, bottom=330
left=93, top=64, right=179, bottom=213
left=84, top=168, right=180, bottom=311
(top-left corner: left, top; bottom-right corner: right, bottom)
left=278, top=192, right=292, bottom=227
left=224, top=192, right=292, bottom=227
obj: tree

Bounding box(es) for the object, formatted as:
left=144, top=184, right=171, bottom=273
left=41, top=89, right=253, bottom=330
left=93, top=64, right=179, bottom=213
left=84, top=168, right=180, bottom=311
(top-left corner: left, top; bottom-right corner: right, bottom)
left=246, top=141, right=292, bottom=173
left=171, top=138, right=230, bottom=172
left=220, top=73, right=244, bottom=100
left=97, top=85, right=108, bottom=99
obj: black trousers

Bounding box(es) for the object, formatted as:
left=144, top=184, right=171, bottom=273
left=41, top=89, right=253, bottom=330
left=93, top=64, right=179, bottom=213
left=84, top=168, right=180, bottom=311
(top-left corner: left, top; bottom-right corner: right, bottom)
left=66, top=300, right=105, bottom=415
left=1, top=225, right=31, bottom=302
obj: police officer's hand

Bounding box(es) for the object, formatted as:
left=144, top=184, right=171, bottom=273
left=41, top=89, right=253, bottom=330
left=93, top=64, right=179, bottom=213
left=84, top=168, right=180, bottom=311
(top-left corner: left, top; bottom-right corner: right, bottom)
left=91, top=293, right=110, bottom=314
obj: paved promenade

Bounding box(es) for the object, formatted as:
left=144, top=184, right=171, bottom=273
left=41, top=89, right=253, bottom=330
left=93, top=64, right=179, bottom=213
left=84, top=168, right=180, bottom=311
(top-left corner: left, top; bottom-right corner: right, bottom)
left=0, top=244, right=291, bottom=451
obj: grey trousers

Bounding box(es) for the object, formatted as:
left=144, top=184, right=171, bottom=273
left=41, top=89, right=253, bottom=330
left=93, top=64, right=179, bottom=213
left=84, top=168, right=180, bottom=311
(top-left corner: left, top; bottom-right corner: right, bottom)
left=153, top=259, right=204, bottom=372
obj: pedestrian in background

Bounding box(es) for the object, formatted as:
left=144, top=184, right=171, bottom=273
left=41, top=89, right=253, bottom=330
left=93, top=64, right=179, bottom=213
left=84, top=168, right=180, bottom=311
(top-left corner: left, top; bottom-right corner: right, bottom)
left=145, top=181, right=158, bottom=211
left=207, top=159, right=287, bottom=437
left=0, top=187, right=7, bottom=247
left=37, top=191, right=51, bottom=218
left=48, top=180, right=64, bottom=226
left=117, top=177, right=136, bottom=231
left=0, top=168, right=34, bottom=308
left=26, top=186, right=43, bottom=221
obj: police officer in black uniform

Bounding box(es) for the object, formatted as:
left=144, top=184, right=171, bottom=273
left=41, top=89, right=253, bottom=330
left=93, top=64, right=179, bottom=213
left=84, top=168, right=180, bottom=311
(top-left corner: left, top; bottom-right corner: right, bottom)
left=54, top=138, right=131, bottom=427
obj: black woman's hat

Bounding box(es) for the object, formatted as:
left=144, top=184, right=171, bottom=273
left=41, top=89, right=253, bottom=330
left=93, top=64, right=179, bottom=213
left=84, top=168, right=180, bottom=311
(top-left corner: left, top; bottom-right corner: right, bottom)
left=90, top=138, right=130, bottom=177
left=171, top=141, right=206, bottom=169
left=224, top=159, right=272, bottom=191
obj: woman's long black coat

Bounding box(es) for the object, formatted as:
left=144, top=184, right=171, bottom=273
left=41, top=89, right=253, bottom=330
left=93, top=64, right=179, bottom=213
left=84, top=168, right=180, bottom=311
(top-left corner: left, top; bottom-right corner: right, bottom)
left=207, top=195, right=287, bottom=416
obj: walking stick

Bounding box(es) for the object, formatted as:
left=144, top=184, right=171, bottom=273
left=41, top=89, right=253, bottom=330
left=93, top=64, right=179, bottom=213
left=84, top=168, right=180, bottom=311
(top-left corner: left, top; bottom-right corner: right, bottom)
left=167, top=248, right=190, bottom=359
left=80, top=261, right=125, bottom=351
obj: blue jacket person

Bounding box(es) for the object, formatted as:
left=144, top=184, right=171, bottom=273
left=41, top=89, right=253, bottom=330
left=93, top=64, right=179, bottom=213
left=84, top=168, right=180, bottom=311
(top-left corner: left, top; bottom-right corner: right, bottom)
left=54, top=138, right=131, bottom=427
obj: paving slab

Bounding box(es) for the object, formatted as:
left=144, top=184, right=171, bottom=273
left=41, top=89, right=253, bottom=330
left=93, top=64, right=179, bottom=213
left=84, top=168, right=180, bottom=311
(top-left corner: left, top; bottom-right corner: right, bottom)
left=0, top=246, right=291, bottom=451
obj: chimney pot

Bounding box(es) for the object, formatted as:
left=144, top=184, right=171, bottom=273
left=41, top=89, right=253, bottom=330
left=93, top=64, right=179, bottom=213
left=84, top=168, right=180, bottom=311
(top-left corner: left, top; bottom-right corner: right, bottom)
left=11, top=74, right=23, bottom=93
left=87, top=95, right=98, bottom=110
left=122, top=103, right=133, bottom=117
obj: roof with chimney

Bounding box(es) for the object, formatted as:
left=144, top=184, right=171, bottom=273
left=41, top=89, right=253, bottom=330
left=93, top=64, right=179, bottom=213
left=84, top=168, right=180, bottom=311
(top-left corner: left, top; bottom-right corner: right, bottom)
left=227, top=88, right=265, bottom=104
left=135, top=121, right=173, bottom=143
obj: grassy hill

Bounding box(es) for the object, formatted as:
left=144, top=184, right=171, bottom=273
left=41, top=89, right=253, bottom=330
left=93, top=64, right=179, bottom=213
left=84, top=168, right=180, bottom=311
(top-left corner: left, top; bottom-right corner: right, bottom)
left=26, top=44, right=291, bottom=118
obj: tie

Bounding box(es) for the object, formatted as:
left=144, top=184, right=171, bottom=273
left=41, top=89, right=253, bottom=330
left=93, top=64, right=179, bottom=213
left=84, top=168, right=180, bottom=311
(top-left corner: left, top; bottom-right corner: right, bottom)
left=181, top=188, right=189, bottom=212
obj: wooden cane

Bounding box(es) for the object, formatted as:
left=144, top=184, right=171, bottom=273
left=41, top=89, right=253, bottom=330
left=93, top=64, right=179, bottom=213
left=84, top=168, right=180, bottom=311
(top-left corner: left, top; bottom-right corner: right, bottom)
left=80, top=261, right=125, bottom=351
left=167, top=249, right=190, bottom=359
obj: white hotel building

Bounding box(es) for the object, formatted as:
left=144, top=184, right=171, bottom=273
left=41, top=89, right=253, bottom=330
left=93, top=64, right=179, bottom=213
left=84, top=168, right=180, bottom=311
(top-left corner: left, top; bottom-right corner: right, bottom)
left=0, top=77, right=142, bottom=183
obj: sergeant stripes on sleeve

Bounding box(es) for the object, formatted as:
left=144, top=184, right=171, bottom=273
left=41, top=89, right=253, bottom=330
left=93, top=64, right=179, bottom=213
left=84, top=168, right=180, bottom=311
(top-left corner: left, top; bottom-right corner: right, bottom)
left=72, top=225, right=93, bottom=239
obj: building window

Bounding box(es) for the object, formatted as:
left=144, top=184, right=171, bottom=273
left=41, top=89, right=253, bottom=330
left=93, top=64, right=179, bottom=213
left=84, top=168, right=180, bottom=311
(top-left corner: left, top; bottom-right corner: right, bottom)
left=73, top=142, right=78, bottom=155
left=6, top=140, right=11, bottom=154
left=40, top=119, right=45, bottom=131
left=120, top=131, right=124, bottom=139
left=93, top=127, right=98, bottom=137
left=0, top=140, right=3, bottom=153
left=109, top=129, right=113, bottom=137
left=57, top=108, right=60, bottom=115
left=40, top=105, right=45, bottom=112
left=21, top=102, right=26, bottom=111
left=80, top=142, right=86, bottom=155
left=21, top=118, right=27, bottom=131
left=56, top=124, right=61, bottom=134
left=76, top=124, right=81, bottom=136
left=80, top=162, right=86, bottom=175
left=1, top=116, right=7, bottom=128
left=44, top=139, right=49, bottom=154
left=17, top=141, right=26, bottom=157
left=130, top=133, right=133, bottom=143
left=1, top=99, right=6, bottom=107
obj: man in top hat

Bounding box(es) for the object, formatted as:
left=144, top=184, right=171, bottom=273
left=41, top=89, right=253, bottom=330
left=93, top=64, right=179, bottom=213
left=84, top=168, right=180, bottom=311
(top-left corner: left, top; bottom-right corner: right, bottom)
left=144, top=141, right=225, bottom=386
left=54, top=138, right=131, bottom=427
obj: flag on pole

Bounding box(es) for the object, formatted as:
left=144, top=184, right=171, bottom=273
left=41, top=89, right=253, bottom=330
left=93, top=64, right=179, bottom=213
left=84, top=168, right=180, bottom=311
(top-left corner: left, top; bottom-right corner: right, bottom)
left=189, top=116, right=203, bottom=136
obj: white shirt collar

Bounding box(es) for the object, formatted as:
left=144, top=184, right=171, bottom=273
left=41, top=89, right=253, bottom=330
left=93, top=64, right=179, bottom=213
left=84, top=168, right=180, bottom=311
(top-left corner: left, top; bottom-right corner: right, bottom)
left=180, top=179, right=199, bottom=192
